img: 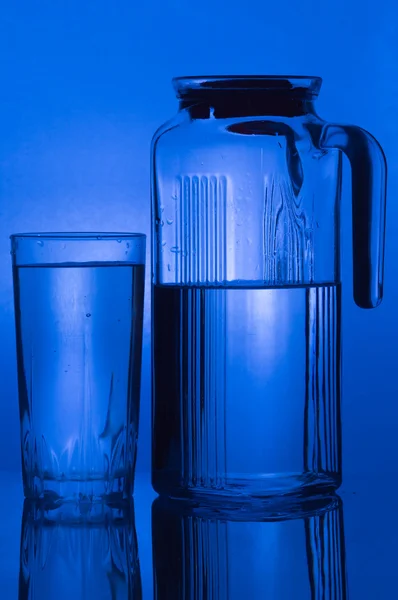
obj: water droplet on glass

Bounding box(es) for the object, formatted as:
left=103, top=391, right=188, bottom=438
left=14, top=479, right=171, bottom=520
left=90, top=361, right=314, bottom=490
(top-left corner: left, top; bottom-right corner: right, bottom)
left=161, top=220, right=164, bottom=226
left=162, top=240, right=167, bottom=246
left=126, top=242, right=130, bottom=248
left=170, top=246, right=179, bottom=253
left=160, top=206, right=165, bottom=213
left=166, top=219, right=174, bottom=225
left=167, top=264, right=171, bottom=271
left=86, top=313, right=91, bottom=317
left=97, top=235, right=102, bottom=240
left=117, top=239, right=122, bottom=243
left=37, top=240, right=44, bottom=247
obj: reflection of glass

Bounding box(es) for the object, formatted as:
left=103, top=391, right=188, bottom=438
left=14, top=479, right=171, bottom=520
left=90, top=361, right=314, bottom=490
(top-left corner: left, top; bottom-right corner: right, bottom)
left=11, top=233, right=145, bottom=505
left=18, top=500, right=142, bottom=600
left=152, top=495, right=348, bottom=599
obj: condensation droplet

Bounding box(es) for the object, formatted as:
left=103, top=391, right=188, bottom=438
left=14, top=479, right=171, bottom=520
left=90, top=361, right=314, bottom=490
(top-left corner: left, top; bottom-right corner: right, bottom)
left=126, top=242, right=130, bottom=248
left=86, top=313, right=91, bottom=317
left=167, top=264, right=171, bottom=271
left=117, top=239, right=122, bottom=243
left=166, top=219, right=173, bottom=225
left=37, top=241, right=44, bottom=247
left=162, top=241, right=167, bottom=246
left=170, top=246, right=179, bottom=253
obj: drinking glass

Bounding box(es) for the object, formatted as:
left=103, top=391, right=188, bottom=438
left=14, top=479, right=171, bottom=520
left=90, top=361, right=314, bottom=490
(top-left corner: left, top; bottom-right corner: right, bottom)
left=11, top=233, right=145, bottom=506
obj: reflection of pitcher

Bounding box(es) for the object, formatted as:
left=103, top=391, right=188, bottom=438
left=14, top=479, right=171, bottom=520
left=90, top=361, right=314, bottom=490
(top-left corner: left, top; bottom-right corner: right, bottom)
left=152, top=495, right=348, bottom=599
left=19, top=501, right=142, bottom=600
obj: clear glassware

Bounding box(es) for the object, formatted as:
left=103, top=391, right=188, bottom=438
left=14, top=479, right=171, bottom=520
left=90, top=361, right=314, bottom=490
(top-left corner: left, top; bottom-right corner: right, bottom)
left=19, top=500, right=142, bottom=600
left=151, top=76, right=387, bottom=500
left=11, top=233, right=145, bottom=505
left=152, top=494, right=348, bottom=599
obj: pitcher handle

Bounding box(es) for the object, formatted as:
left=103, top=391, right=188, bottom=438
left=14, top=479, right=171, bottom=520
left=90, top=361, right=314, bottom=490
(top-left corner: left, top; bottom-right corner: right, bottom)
left=319, top=124, right=387, bottom=308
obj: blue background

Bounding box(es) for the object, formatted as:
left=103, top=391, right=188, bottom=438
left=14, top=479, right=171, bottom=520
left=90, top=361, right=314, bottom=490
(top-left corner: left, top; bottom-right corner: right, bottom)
left=0, top=2, right=397, bottom=597
left=1, top=0, right=396, bottom=476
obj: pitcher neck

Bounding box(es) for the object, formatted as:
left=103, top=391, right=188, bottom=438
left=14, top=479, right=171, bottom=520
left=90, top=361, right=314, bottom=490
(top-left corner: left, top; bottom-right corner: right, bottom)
left=174, top=75, right=321, bottom=118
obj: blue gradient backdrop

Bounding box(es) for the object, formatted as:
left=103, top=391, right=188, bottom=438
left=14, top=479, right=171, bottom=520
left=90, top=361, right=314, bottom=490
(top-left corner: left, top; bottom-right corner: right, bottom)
left=0, top=0, right=397, bottom=479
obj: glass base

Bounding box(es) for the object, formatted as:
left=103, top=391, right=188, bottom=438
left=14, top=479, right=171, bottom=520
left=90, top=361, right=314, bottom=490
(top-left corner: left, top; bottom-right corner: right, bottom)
left=23, top=474, right=133, bottom=516
left=152, top=470, right=341, bottom=505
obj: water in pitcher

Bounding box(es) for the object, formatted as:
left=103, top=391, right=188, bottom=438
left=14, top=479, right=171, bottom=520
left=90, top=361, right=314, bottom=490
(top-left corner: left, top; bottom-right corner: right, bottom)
left=153, top=282, right=341, bottom=499
left=14, top=263, right=144, bottom=502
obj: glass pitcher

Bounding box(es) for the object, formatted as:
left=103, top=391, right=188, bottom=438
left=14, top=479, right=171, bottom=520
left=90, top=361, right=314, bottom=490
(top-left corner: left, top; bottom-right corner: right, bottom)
left=151, top=75, right=387, bottom=500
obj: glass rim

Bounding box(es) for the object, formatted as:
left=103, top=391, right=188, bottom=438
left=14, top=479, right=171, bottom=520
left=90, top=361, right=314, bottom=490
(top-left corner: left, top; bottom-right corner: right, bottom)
left=10, top=232, right=146, bottom=241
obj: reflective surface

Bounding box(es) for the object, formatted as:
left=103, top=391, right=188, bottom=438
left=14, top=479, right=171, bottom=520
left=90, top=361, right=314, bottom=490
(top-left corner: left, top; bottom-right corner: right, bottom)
left=0, top=472, right=397, bottom=599
left=153, top=494, right=347, bottom=598
left=19, top=500, right=141, bottom=600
